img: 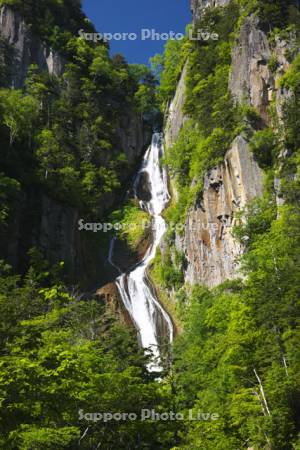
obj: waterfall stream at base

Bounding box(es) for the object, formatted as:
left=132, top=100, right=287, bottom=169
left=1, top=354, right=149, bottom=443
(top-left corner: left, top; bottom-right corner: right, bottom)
left=108, top=133, right=174, bottom=371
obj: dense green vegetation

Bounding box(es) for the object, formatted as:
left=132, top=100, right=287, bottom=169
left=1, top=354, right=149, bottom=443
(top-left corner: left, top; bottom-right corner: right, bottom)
left=249, top=128, right=278, bottom=168
left=0, top=0, right=93, bottom=50
left=0, top=44, right=153, bottom=213
left=150, top=37, right=189, bottom=110
left=163, top=2, right=241, bottom=227
left=148, top=1, right=300, bottom=449
left=1, top=0, right=300, bottom=448
left=160, top=0, right=300, bottom=225
left=0, top=255, right=176, bottom=449
left=0, top=2, right=173, bottom=448
left=169, top=201, right=300, bottom=449
left=109, top=200, right=150, bottom=251
left=150, top=247, right=185, bottom=291
left=256, top=0, right=300, bottom=30
left=0, top=0, right=158, bottom=280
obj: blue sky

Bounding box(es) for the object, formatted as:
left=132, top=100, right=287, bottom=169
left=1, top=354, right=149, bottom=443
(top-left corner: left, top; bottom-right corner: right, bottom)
left=82, top=0, right=191, bottom=64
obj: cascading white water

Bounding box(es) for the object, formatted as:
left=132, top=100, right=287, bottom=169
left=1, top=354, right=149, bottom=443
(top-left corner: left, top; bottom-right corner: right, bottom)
left=108, top=133, right=174, bottom=371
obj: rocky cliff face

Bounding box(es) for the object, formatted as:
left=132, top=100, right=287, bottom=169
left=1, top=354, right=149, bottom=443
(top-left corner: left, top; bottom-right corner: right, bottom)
left=96, top=283, right=136, bottom=329
left=176, top=136, right=263, bottom=287
left=0, top=4, right=149, bottom=162
left=229, top=14, right=294, bottom=123
left=229, top=16, right=271, bottom=122
left=0, top=5, right=150, bottom=289
left=166, top=3, right=296, bottom=288
left=166, top=3, right=277, bottom=288
left=230, top=13, right=296, bottom=209
left=0, top=5, right=64, bottom=87
left=165, top=63, right=187, bottom=148
left=118, top=112, right=151, bottom=167
left=0, top=189, right=100, bottom=288
left=191, top=0, right=230, bottom=22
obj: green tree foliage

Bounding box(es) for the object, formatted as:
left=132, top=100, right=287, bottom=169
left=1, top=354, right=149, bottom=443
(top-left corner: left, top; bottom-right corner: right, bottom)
left=0, top=0, right=91, bottom=50
left=0, top=37, right=12, bottom=87
left=150, top=38, right=189, bottom=109
left=1, top=0, right=300, bottom=448
left=0, top=173, right=20, bottom=224
left=150, top=247, right=185, bottom=290
left=130, top=66, right=159, bottom=121
left=172, top=206, right=300, bottom=449
left=233, top=194, right=277, bottom=247
left=279, top=54, right=300, bottom=202
left=154, top=3, right=300, bottom=450
left=164, top=120, right=199, bottom=186
left=0, top=257, right=175, bottom=449
left=280, top=54, right=300, bottom=93
left=256, top=0, right=300, bottom=30
left=109, top=200, right=150, bottom=251
left=249, top=128, right=278, bottom=168
left=162, top=2, right=240, bottom=226
left=0, top=89, right=39, bottom=146
left=184, top=2, right=239, bottom=134
left=0, top=21, right=155, bottom=216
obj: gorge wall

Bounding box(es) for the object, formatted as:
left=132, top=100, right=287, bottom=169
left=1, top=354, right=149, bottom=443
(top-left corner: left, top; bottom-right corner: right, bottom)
left=191, top=0, right=230, bottom=22
left=229, top=15, right=294, bottom=123
left=164, top=0, right=293, bottom=288
left=0, top=4, right=63, bottom=88
left=0, top=5, right=150, bottom=288
left=175, top=136, right=263, bottom=287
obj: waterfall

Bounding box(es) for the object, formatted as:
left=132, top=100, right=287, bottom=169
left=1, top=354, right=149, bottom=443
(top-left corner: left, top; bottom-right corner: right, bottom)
left=108, top=133, right=174, bottom=371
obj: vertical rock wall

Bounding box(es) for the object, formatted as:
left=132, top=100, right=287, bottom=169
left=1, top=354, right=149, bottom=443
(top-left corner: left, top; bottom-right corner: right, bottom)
left=166, top=2, right=297, bottom=288
left=229, top=15, right=295, bottom=123
left=0, top=5, right=64, bottom=87
left=176, top=136, right=263, bottom=287
left=0, top=5, right=150, bottom=288
left=191, top=0, right=230, bottom=22
left=165, top=63, right=188, bottom=149
left=166, top=3, right=275, bottom=288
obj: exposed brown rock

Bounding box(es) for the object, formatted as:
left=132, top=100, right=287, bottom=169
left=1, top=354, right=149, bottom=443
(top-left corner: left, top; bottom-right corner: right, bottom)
left=112, top=224, right=153, bottom=273
left=176, top=136, right=263, bottom=287
left=167, top=12, right=297, bottom=288
left=229, top=15, right=272, bottom=122
left=135, top=171, right=152, bottom=202
left=229, top=15, right=296, bottom=123
left=96, top=282, right=135, bottom=328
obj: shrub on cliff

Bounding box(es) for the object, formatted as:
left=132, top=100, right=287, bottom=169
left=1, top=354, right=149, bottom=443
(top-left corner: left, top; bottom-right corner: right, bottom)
left=249, top=128, right=278, bottom=168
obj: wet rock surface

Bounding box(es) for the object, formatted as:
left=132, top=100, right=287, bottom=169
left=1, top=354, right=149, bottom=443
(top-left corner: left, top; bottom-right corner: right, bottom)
left=96, top=283, right=135, bottom=329
left=112, top=225, right=153, bottom=274
left=135, top=171, right=152, bottom=203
